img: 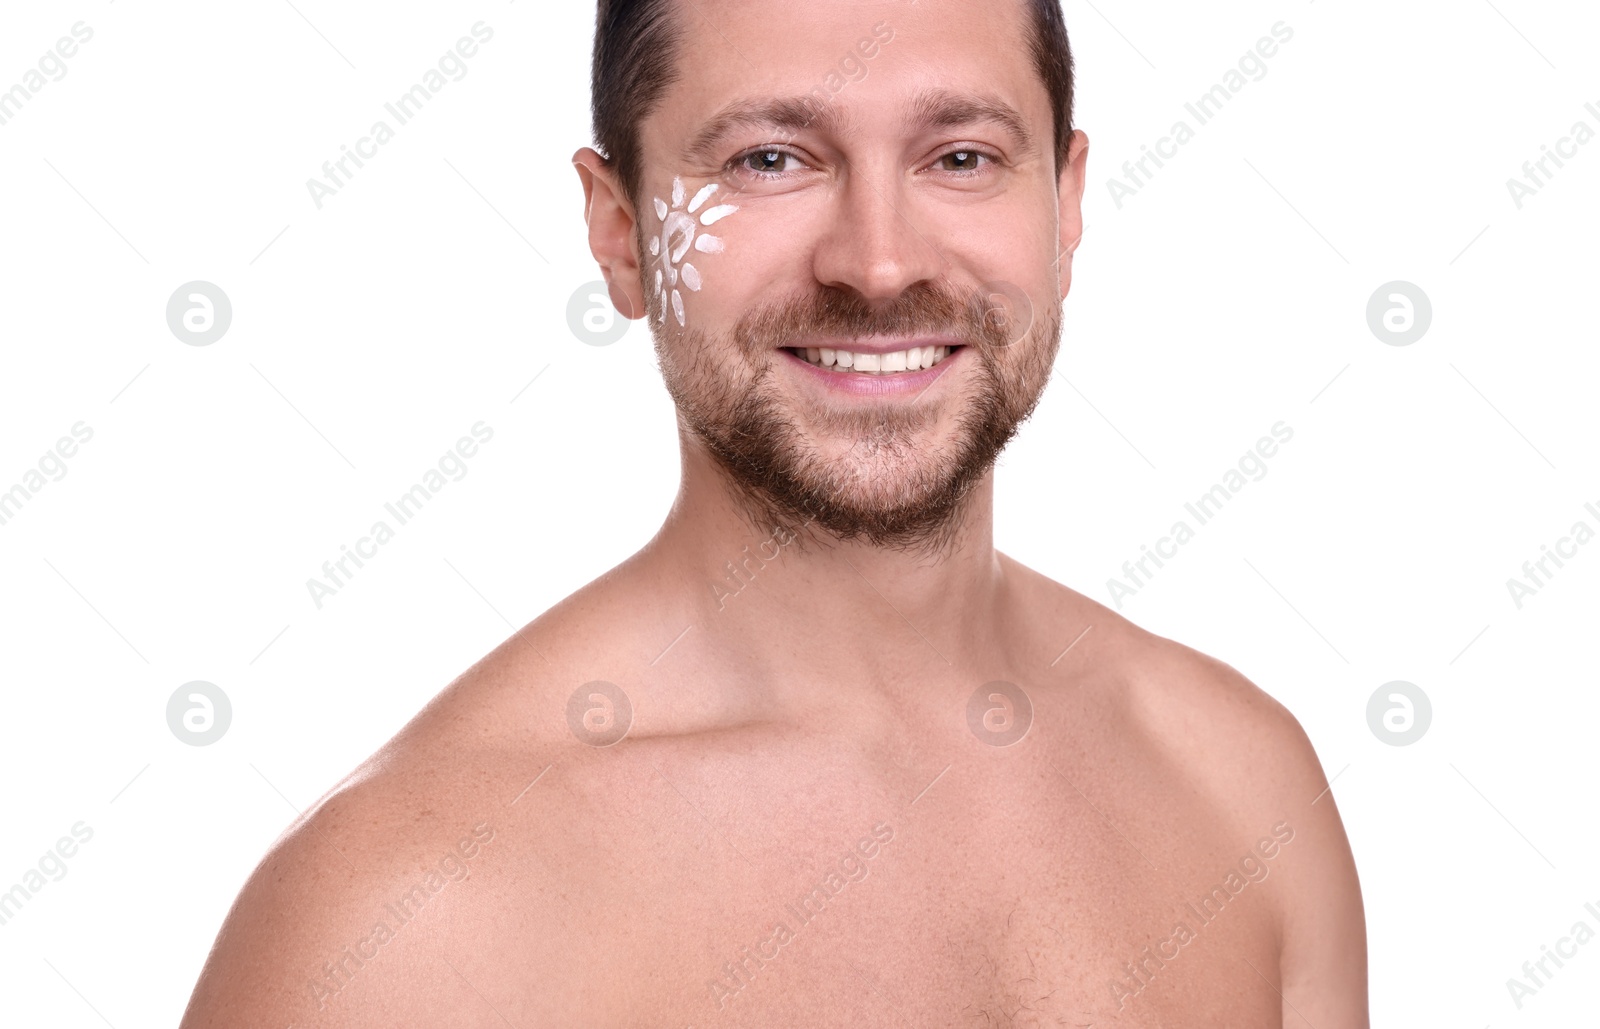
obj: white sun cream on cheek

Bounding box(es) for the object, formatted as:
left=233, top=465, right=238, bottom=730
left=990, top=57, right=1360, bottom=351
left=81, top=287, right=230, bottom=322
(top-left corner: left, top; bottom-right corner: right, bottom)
left=649, top=176, right=738, bottom=327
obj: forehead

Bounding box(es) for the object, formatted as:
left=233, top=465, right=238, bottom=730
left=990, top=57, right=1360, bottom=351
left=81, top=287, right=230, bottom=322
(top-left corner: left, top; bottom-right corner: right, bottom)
left=646, top=0, right=1045, bottom=151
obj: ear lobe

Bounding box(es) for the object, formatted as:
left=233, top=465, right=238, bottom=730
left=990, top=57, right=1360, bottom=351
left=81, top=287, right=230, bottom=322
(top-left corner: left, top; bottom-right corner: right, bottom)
left=607, top=278, right=642, bottom=320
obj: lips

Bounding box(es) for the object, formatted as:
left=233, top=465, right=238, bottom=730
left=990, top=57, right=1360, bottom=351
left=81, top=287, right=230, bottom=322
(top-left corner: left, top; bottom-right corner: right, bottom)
left=784, top=344, right=962, bottom=375
left=778, top=340, right=967, bottom=397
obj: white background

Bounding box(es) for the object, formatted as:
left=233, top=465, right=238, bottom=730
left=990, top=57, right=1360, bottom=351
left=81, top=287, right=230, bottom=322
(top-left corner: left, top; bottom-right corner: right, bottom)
left=0, top=0, right=1596, bottom=1024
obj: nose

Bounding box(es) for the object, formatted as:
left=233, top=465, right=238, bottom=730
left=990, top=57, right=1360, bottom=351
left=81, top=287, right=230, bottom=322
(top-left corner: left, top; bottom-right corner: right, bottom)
left=810, top=170, right=946, bottom=305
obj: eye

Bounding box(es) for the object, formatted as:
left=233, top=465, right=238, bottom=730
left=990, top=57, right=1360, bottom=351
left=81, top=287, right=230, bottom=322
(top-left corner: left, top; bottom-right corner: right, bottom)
left=733, top=147, right=805, bottom=177
left=934, top=149, right=993, bottom=173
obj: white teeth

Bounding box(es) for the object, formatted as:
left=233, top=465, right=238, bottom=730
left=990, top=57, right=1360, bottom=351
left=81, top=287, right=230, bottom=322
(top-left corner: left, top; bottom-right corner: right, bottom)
left=794, top=345, right=957, bottom=374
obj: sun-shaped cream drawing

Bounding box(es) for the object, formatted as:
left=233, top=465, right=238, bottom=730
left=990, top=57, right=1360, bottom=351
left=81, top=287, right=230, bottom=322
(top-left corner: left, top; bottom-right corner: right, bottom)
left=649, top=176, right=738, bottom=327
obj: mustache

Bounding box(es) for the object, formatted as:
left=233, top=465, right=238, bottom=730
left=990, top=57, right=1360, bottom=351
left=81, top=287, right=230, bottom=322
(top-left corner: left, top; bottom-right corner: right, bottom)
left=732, top=280, right=1026, bottom=354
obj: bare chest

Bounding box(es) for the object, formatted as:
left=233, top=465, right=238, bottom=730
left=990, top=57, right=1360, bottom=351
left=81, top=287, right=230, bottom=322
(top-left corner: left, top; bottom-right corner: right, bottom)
left=482, top=734, right=1287, bottom=1027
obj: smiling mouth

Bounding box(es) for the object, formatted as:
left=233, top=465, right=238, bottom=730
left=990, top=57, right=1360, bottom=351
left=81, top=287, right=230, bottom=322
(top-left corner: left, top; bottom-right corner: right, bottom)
left=784, top=344, right=963, bottom=375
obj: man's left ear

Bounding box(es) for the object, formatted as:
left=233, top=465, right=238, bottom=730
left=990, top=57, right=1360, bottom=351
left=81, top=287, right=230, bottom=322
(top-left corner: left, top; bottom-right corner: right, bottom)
left=1057, top=129, right=1089, bottom=296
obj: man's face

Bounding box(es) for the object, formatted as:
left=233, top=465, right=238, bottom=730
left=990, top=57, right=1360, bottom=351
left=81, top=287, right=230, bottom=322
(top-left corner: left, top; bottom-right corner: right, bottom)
left=615, top=0, right=1085, bottom=548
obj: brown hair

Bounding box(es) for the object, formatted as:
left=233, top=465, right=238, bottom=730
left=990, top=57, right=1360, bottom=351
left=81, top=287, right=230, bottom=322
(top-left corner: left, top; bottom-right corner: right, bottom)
left=590, top=0, right=1075, bottom=207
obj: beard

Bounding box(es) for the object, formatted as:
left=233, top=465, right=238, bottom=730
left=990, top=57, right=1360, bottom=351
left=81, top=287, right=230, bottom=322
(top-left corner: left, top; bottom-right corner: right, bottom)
left=650, top=275, right=1061, bottom=554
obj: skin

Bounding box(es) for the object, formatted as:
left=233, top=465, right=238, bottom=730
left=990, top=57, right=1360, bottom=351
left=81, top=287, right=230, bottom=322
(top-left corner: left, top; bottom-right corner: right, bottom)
left=178, top=1, right=1368, bottom=1026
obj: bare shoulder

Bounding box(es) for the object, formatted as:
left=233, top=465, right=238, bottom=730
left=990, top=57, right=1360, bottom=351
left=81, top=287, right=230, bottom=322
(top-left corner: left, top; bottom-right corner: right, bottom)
left=1128, top=625, right=1369, bottom=1025
left=1012, top=559, right=1370, bottom=1025
left=178, top=638, right=590, bottom=1027
left=180, top=554, right=706, bottom=1024
left=1006, top=555, right=1323, bottom=792
left=1007, top=558, right=1334, bottom=814
left=1113, top=620, right=1330, bottom=817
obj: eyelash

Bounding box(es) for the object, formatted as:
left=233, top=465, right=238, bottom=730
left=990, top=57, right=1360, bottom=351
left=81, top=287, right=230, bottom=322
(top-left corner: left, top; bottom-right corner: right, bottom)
left=727, top=145, right=998, bottom=179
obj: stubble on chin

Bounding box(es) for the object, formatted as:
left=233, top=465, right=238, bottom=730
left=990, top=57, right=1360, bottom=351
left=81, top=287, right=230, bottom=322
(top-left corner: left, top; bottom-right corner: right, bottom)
left=648, top=278, right=1061, bottom=555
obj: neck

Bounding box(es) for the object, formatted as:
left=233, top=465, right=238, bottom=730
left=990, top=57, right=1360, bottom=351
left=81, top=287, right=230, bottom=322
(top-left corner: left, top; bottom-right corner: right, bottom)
left=635, top=437, right=1009, bottom=691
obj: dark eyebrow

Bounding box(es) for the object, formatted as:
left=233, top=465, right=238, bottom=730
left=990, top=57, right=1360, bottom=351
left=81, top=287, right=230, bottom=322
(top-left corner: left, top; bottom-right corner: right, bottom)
left=905, top=87, right=1038, bottom=158
left=681, top=87, right=1037, bottom=167
left=681, top=95, right=850, bottom=166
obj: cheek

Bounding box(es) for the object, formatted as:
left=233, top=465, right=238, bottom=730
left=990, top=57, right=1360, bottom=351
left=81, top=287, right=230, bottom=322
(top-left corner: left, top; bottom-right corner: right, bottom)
left=693, top=204, right=821, bottom=295
left=645, top=176, right=747, bottom=328
left=667, top=227, right=770, bottom=325
left=962, top=207, right=1059, bottom=300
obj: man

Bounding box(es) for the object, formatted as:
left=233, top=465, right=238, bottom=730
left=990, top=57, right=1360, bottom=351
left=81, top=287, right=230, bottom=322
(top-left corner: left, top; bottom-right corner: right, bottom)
left=181, top=1, right=1368, bottom=1025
